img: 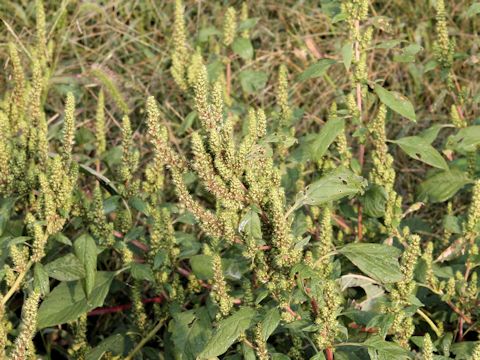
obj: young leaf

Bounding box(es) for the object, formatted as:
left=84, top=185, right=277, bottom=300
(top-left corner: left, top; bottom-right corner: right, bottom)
left=37, top=272, right=115, bottom=329
left=339, top=243, right=403, bottom=283
left=232, top=38, right=254, bottom=60
left=374, top=84, right=416, bottom=122
left=391, top=136, right=448, bottom=170
left=418, top=169, right=472, bottom=203
left=310, top=117, right=345, bottom=161
left=199, top=307, right=256, bottom=358
left=298, top=59, right=336, bottom=81
left=74, top=234, right=98, bottom=298
left=293, top=167, right=367, bottom=210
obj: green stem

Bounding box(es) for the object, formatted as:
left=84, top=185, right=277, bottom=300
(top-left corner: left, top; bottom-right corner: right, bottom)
left=416, top=309, right=442, bottom=337
left=1, top=260, right=33, bottom=307
left=124, top=319, right=164, bottom=360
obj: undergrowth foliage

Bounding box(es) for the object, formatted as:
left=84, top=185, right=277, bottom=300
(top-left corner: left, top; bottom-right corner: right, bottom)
left=1, top=0, right=480, bottom=359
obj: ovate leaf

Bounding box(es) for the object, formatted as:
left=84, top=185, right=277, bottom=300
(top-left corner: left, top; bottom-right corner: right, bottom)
left=418, top=169, right=472, bottom=203
left=298, top=59, right=336, bottom=81
left=339, top=243, right=403, bottom=283
left=341, top=42, right=353, bottom=70
left=37, top=271, right=115, bottom=329
left=239, top=70, right=268, bottom=94
left=293, top=167, right=367, bottom=210
left=232, top=38, right=254, bottom=60
left=44, top=253, right=86, bottom=281
left=199, top=307, right=256, bottom=358
left=467, top=3, right=480, bottom=17
left=74, top=234, right=97, bottom=298
left=446, top=125, right=480, bottom=152
left=190, top=255, right=213, bottom=280
left=374, top=85, right=416, bottom=122
left=391, top=136, right=448, bottom=170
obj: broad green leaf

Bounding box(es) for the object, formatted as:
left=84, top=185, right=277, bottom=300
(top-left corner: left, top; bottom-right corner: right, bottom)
left=298, top=59, right=336, bottom=81
left=310, top=118, right=345, bottom=161
left=418, top=169, right=472, bottom=203
left=391, top=136, right=448, bottom=170
left=374, top=84, right=416, bottom=122
left=339, top=243, right=403, bottom=283
left=44, top=253, right=86, bottom=281
left=238, top=18, right=259, bottom=32
left=74, top=234, right=97, bottom=298
left=190, top=255, right=213, bottom=280
left=199, top=307, right=256, bottom=358
left=261, top=308, right=281, bottom=341
left=239, top=70, right=268, bottom=94
left=198, top=27, right=221, bottom=42
left=467, top=3, right=480, bottom=17
left=446, top=125, right=480, bottom=152
left=232, top=38, right=254, bottom=60
left=34, top=263, right=50, bottom=296
left=293, top=167, right=367, bottom=210
left=37, top=271, right=115, bottom=329
left=131, top=263, right=155, bottom=282
left=171, top=308, right=212, bottom=360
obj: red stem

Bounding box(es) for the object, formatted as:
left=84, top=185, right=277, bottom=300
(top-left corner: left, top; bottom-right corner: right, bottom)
left=88, top=296, right=163, bottom=316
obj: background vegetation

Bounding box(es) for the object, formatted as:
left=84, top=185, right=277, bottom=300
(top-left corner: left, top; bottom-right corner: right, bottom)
left=1, top=0, right=480, bottom=359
